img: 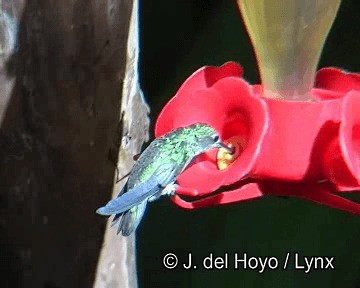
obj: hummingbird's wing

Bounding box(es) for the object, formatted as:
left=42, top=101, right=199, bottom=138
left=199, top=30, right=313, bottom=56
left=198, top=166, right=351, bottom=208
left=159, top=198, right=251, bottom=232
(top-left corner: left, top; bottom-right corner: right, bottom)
left=154, top=161, right=179, bottom=185
left=96, top=176, right=162, bottom=216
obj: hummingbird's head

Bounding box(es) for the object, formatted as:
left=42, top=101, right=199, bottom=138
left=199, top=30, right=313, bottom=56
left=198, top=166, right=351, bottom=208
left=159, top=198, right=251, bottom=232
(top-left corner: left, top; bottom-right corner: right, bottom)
left=187, top=123, right=231, bottom=154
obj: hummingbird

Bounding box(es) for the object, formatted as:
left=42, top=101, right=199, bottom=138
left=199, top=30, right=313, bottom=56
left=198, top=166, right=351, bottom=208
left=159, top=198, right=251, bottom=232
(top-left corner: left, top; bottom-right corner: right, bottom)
left=96, top=123, right=230, bottom=236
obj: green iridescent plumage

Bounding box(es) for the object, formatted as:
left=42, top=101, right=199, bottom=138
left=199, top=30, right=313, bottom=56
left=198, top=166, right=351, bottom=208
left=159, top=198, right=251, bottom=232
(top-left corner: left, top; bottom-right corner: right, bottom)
left=96, top=123, right=227, bottom=236
left=136, top=124, right=217, bottom=183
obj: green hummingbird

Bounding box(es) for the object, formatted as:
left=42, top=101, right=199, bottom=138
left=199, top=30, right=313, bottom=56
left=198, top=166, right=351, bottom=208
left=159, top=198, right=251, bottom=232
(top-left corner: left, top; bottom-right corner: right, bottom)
left=96, top=123, right=230, bottom=236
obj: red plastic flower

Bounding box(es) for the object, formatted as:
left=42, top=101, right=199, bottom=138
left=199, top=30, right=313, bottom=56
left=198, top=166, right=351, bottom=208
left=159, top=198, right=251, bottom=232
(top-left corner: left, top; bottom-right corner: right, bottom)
left=155, top=62, right=360, bottom=214
left=155, top=63, right=268, bottom=194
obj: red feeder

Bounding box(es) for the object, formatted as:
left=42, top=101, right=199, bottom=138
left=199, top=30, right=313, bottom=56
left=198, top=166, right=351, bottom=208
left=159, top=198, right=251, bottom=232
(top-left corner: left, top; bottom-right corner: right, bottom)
left=155, top=62, right=360, bottom=214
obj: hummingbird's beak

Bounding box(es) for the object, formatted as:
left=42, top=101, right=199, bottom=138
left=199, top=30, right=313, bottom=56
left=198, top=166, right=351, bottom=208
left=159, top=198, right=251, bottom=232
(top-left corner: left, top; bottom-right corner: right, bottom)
left=215, top=141, right=233, bottom=153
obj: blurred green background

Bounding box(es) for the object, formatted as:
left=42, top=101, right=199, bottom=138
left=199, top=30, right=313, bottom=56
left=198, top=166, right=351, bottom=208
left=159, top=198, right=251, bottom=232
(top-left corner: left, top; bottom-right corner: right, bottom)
left=138, top=1, right=360, bottom=287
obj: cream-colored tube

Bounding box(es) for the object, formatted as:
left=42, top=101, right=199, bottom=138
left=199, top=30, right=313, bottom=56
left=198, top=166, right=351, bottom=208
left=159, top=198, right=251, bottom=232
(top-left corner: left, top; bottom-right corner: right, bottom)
left=237, top=0, right=341, bottom=101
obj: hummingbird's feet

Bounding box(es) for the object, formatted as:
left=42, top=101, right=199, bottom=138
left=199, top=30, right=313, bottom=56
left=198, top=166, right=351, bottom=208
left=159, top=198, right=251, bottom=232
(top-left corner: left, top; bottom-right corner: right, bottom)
left=148, top=183, right=177, bottom=202
left=163, top=183, right=177, bottom=196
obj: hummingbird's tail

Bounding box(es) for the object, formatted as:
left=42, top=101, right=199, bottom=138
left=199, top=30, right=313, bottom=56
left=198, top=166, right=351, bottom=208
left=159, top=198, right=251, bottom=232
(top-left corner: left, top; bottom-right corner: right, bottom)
left=112, top=201, right=147, bottom=236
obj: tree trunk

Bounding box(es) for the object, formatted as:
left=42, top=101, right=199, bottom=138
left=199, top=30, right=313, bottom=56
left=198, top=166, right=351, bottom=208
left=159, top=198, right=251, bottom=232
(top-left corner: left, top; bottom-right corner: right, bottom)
left=0, top=0, right=148, bottom=287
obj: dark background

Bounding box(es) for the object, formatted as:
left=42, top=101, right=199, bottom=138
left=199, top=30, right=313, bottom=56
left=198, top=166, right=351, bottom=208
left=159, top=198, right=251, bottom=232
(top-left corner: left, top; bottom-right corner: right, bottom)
left=138, top=0, right=360, bottom=287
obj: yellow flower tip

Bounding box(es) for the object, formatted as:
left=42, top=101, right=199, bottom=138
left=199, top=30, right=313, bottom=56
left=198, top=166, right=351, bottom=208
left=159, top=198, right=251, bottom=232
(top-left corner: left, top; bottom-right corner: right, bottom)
left=217, top=136, right=243, bottom=170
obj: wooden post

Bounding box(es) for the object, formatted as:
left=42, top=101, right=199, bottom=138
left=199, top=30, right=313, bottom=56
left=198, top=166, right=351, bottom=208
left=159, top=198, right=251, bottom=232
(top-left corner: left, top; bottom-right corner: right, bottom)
left=0, top=0, right=148, bottom=287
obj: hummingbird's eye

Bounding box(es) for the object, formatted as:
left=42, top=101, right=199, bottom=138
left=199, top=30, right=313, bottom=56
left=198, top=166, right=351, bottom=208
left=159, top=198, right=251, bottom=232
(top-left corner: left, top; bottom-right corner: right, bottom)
left=213, top=135, right=219, bottom=142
